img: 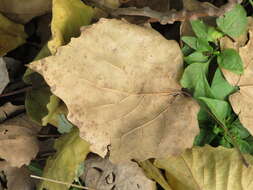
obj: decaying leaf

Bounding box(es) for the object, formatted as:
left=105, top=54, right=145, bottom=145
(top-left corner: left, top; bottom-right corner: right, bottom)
left=81, top=155, right=156, bottom=190
left=29, top=18, right=199, bottom=162
left=0, top=0, right=51, bottom=23
left=219, top=18, right=253, bottom=135
left=0, top=13, right=27, bottom=56
left=155, top=145, right=253, bottom=190
left=0, top=161, right=35, bottom=190
left=39, top=128, right=89, bottom=190
left=0, top=114, right=40, bottom=167
left=0, top=102, right=24, bottom=122
left=0, top=58, right=9, bottom=94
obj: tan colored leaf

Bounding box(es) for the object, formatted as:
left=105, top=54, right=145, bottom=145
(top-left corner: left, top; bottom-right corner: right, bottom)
left=29, top=18, right=199, bottom=162
left=155, top=145, right=253, bottom=190
left=0, top=114, right=40, bottom=167
left=81, top=155, right=156, bottom=190
left=219, top=18, right=253, bottom=134
left=0, top=161, right=35, bottom=190
left=0, top=0, right=52, bottom=24
left=0, top=102, right=25, bottom=122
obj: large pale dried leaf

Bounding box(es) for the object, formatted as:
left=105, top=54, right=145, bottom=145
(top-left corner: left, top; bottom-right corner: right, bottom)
left=39, top=128, right=89, bottom=190
left=0, top=13, right=27, bottom=56
left=0, top=161, right=35, bottom=190
left=29, top=18, right=199, bottom=162
left=155, top=145, right=253, bottom=190
left=219, top=18, right=253, bottom=135
left=0, top=114, right=40, bottom=167
left=81, top=156, right=156, bottom=190
left=0, top=58, right=9, bottom=94
left=0, top=0, right=51, bottom=24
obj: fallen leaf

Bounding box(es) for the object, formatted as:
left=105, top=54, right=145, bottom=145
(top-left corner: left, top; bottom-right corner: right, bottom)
left=81, top=155, right=156, bottom=190
left=0, top=58, right=9, bottom=94
left=0, top=102, right=25, bottom=122
left=38, top=128, right=89, bottom=190
left=0, top=0, right=51, bottom=24
left=219, top=18, right=253, bottom=135
left=0, top=13, right=27, bottom=56
left=29, top=18, right=199, bottom=162
left=0, top=161, right=35, bottom=190
left=155, top=145, right=253, bottom=190
left=25, top=0, right=94, bottom=126
left=48, top=0, right=94, bottom=54
left=139, top=160, right=172, bottom=190
left=0, top=114, right=40, bottom=167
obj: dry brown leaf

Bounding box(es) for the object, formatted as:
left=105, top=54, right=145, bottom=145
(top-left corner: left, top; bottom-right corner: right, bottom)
left=0, top=0, right=52, bottom=24
left=81, top=155, right=156, bottom=190
left=0, top=58, right=9, bottom=94
left=0, top=114, right=40, bottom=167
left=0, top=102, right=25, bottom=122
left=218, top=18, right=253, bottom=134
left=29, top=18, right=199, bottom=163
left=0, top=161, right=35, bottom=190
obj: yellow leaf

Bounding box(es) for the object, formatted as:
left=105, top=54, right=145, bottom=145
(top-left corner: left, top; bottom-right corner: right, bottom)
left=155, top=145, right=253, bottom=190
left=29, top=18, right=199, bottom=163
left=48, top=0, right=94, bottom=54
left=39, top=128, right=90, bottom=190
left=139, top=160, right=172, bottom=190
left=0, top=13, right=27, bottom=56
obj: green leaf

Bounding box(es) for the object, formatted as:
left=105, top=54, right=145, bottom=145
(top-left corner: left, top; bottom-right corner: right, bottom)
left=229, top=119, right=250, bottom=139
left=211, top=68, right=236, bottom=100
left=191, top=20, right=209, bottom=39
left=57, top=114, right=74, bottom=134
left=39, top=128, right=90, bottom=190
left=207, top=26, right=224, bottom=41
left=216, top=4, right=248, bottom=38
left=217, top=49, right=244, bottom=75
left=181, top=36, right=213, bottom=52
left=198, top=97, right=231, bottom=125
left=194, top=127, right=217, bottom=146
left=180, top=62, right=213, bottom=98
left=184, top=51, right=209, bottom=64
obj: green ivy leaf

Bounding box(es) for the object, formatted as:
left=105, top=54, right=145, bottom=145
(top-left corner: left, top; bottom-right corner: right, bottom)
left=180, top=62, right=213, bottom=98
left=216, top=4, right=248, bottom=38
left=217, top=49, right=244, bottom=75
left=211, top=68, right=236, bottom=100
left=184, top=51, right=209, bottom=64
left=181, top=36, right=213, bottom=52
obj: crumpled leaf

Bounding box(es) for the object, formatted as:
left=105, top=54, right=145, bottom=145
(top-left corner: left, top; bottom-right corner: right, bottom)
left=0, top=114, right=40, bottom=167
left=39, top=128, right=89, bottom=190
left=155, top=145, right=253, bottom=190
left=0, top=0, right=51, bottom=24
left=25, top=0, right=94, bottom=126
left=0, top=161, right=35, bottom=190
left=81, top=156, right=156, bottom=190
left=29, top=18, right=199, bottom=162
left=0, top=58, right=9, bottom=94
left=0, top=102, right=24, bottom=122
left=219, top=18, right=253, bottom=135
left=0, top=13, right=27, bottom=56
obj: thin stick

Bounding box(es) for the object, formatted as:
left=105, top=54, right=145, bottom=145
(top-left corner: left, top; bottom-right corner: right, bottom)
left=112, top=0, right=242, bottom=24
left=30, top=175, right=95, bottom=190
left=0, top=86, right=32, bottom=98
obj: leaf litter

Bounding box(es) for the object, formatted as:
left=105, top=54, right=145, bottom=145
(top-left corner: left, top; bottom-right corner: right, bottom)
left=0, top=0, right=253, bottom=190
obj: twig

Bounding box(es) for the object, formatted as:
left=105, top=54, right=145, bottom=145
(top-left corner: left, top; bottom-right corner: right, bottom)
left=30, top=175, right=95, bottom=190
left=0, top=86, right=32, bottom=98
left=112, top=0, right=242, bottom=24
